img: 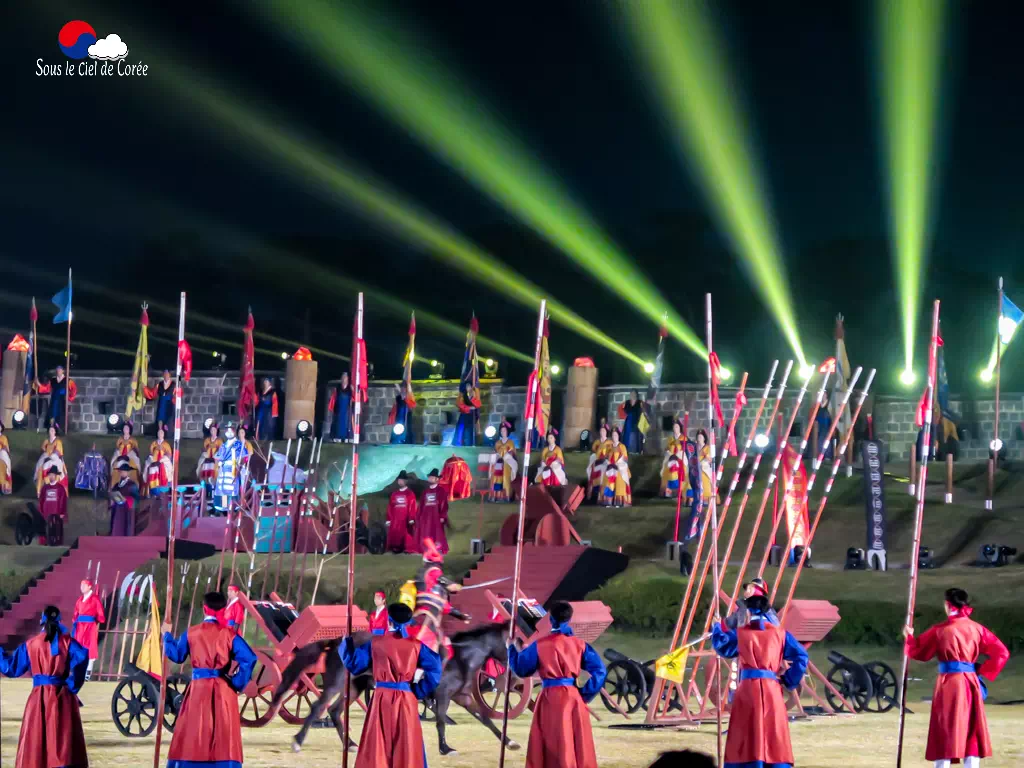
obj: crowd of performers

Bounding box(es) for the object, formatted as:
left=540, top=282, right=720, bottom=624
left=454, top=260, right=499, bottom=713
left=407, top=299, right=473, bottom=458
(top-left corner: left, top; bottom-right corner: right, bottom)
left=385, top=468, right=452, bottom=555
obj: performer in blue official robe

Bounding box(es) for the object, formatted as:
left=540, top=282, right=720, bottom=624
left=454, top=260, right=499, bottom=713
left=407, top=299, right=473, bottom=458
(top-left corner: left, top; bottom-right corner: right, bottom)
left=389, top=383, right=415, bottom=445
left=213, top=424, right=250, bottom=512
left=147, top=370, right=175, bottom=433
left=453, top=384, right=480, bottom=447
left=617, top=390, right=645, bottom=454
left=815, top=402, right=833, bottom=460
left=38, top=366, right=74, bottom=432
left=254, top=378, right=279, bottom=441
left=329, top=372, right=353, bottom=442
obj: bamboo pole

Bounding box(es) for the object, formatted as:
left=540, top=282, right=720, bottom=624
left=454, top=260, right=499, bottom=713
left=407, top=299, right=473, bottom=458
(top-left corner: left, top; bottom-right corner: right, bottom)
left=152, top=291, right=186, bottom=768
left=287, top=437, right=318, bottom=602
left=342, top=293, right=365, bottom=768
left=95, top=569, right=120, bottom=680
left=184, top=564, right=202, bottom=634
left=64, top=269, right=72, bottom=435
left=498, top=300, right=546, bottom=768
left=777, top=369, right=878, bottom=613
left=704, top=294, right=724, bottom=765
left=310, top=460, right=348, bottom=607
left=945, top=454, right=953, bottom=504
left=896, top=300, right=941, bottom=768
left=274, top=441, right=304, bottom=595
left=989, top=277, right=1003, bottom=511
left=261, top=439, right=291, bottom=597
left=295, top=438, right=325, bottom=609
left=908, top=443, right=917, bottom=496
left=715, top=371, right=750, bottom=481
left=115, top=575, right=142, bottom=678
left=172, top=562, right=189, bottom=633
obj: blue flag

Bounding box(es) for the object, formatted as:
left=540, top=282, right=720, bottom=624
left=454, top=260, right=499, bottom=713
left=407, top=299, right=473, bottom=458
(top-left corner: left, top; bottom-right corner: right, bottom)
left=52, top=277, right=72, bottom=324
left=1000, top=294, right=1023, bottom=345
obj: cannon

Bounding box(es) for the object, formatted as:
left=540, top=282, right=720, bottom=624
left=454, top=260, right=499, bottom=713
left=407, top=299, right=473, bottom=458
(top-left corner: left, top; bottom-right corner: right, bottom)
left=110, top=663, right=189, bottom=737
left=824, top=650, right=898, bottom=714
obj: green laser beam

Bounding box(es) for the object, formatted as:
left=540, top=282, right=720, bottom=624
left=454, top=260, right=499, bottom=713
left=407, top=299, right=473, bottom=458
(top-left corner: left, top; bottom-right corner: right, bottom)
left=260, top=0, right=704, bottom=358
left=152, top=61, right=643, bottom=366
left=878, top=0, right=946, bottom=372
left=620, top=0, right=805, bottom=366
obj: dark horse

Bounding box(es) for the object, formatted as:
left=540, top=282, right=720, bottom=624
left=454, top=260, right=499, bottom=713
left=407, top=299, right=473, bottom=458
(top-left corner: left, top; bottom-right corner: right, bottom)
left=270, top=624, right=521, bottom=756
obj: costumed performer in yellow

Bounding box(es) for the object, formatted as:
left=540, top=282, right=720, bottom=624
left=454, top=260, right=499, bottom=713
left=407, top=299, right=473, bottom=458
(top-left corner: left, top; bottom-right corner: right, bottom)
left=536, top=430, right=567, bottom=487
left=660, top=419, right=687, bottom=498
left=143, top=426, right=174, bottom=496
left=197, top=422, right=222, bottom=491
left=602, top=426, right=631, bottom=507
left=109, top=421, right=141, bottom=489
left=488, top=421, right=518, bottom=502
left=35, top=424, right=67, bottom=494
left=696, top=428, right=714, bottom=507
left=585, top=424, right=611, bottom=503
left=0, top=423, right=12, bottom=494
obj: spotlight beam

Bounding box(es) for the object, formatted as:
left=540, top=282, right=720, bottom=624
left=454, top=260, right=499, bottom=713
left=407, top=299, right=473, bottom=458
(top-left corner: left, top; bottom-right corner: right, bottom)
left=260, top=0, right=706, bottom=357
left=878, top=0, right=946, bottom=372
left=620, top=0, right=806, bottom=365
left=154, top=61, right=643, bottom=365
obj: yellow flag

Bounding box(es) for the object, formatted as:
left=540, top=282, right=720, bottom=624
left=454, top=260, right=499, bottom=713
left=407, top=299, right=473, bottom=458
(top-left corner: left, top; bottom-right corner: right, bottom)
left=654, top=645, right=689, bottom=683
left=399, top=580, right=417, bottom=610
left=135, top=581, right=163, bottom=677
left=126, top=306, right=149, bottom=418
left=637, top=410, right=651, bottom=436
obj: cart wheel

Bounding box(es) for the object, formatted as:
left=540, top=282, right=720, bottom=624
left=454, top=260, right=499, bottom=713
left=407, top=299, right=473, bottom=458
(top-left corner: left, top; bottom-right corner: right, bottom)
left=239, top=650, right=282, bottom=727
left=278, top=685, right=321, bottom=725
left=15, top=513, right=34, bottom=546
left=602, top=660, right=646, bottom=714
left=825, top=662, right=873, bottom=713
left=863, top=661, right=899, bottom=713
left=472, top=669, right=533, bottom=719
left=163, top=673, right=189, bottom=732
left=111, top=676, right=159, bottom=737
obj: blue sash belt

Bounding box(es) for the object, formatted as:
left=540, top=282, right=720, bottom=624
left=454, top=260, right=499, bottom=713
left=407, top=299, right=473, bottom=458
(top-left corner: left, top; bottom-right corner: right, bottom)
left=376, top=681, right=412, bottom=692
left=938, top=661, right=987, bottom=700
left=32, top=675, right=63, bottom=687
left=191, top=668, right=221, bottom=680
left=75, top=616, right=97, bottom=623
left=371, top=629, right=386, bottom=636
left=542, top=677, right=576, bottom=689
left=739, top=669, right=778, bottom=682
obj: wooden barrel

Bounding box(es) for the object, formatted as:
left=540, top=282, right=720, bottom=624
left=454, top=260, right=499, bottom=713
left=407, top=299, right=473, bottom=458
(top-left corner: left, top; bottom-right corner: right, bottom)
left=563, top=365, right=598, bottom=449
left=284, top=359, right=318, bottom=438
left=0, top=348, right=27, bottom=429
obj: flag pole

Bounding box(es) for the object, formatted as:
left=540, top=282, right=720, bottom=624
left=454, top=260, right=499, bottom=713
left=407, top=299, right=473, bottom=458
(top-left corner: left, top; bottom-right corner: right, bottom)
left=704, top=293, right=723, bottom=767
left=341, top=292, right=364, bottom=768
left=64, top=269, right=72, bottom=435
left=989, top=277, right=1003, bottom=510
left=498, top=300, right=546, bottom=768
left=895, top=299, right=941, bottom=768
left=152, top=291, right=186, bottom=768
left=31, top=297, right=40, bottom=431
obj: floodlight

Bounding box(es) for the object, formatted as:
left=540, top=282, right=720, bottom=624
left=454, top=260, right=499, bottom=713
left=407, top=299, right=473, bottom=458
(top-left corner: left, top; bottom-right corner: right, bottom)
left=550, top=364, right=562, bottom=376
left=799, top=364, right=814, bottom=381
left=392, top=423, right=405, bottom=436
left=280, top=351, right=289, bottom=360
left=753, top=432, right=770, bottom=450
left=979, top=368, right=993, bottom=384
left=296, top=419, right=312, bottom=439
left=719, top=367, right=732, bottom=382
left=899, top=369, right=916, bottom=387
left=106, top=413, right=123, bottom=434
left=12, top=410, right=27, bottom=430
left=643, top=361, right=656, bottom=375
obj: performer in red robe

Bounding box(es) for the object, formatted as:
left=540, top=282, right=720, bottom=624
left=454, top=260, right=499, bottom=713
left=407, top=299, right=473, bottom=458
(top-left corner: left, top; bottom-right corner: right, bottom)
left=903, top=587, right=1010, bottom=766
left=416, top=468, right=450, bottom=555
left=506, top=601, right=606, bottom=768
left=711, top=584, right=808, bottom=768
left=386, top=471, right=418, bottom=553
left=0, top=605, right=89, bottom=768
left=38, top=465, right=68, bottom=546
left=72, top=577, right=106, bottom=679
left=369, top=591, right=389, bottom=635
left=340, top=602, right=443, bottom=768
left=163, top=591, right=257, bottom=768
left=221, top=583, right=245, bottom=635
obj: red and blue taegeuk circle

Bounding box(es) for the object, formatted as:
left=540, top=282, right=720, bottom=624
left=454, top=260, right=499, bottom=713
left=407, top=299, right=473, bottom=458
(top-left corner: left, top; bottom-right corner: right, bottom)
left=58, top=20, right=97, bottom=60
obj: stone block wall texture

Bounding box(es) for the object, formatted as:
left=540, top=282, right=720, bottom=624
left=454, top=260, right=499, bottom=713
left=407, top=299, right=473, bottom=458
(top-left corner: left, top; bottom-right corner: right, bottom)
left=49, top=370, right=1024, bottom=461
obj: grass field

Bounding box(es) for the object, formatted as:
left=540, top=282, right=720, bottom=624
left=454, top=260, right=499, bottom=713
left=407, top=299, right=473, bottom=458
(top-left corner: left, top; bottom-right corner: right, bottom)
left=1, top=679, right=1022, bottom=767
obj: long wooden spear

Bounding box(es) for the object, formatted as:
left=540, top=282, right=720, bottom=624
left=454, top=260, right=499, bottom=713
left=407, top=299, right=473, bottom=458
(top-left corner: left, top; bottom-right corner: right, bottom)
left=152, top=291, right=186, bottom=768
left=342, top=293, right=365, bottom=768
left=896, top=299, right=941, bottom=768
left=498, top=300, right=546, bottom=768
left=294, top=437, right=325, bottom=609
left=704, top=293, right=723, bottom=766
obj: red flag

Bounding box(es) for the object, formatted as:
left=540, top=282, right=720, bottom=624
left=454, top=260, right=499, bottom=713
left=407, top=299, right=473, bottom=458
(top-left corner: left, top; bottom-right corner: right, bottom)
left=29, top=299, right=38, bottom=324
left=178, top=340, right=193, bottom=383
left=140, top=306, right=150, bottom=327
left=351, top=313, right=368, bottom=404
left=708, top=352, right=726, bottom=433
left=819, top=356, right=837, bottom=374
left=237, top=309, right=257, bottom=425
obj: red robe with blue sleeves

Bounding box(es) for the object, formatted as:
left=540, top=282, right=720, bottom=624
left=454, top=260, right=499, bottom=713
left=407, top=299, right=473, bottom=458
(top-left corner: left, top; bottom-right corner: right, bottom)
left=72, top=589, right=106, bottom=659
left=221, top=597, right=245, bottom=635
left=0, top=627, right=89, bottom=768
left=163, top=617, right=258, bottom=768
left=506, top=625, right=607, bottom=768
left=904, top=611, right=1009, bottom=761
left=711, top=614, right=808, bottom=768
left=340, top=630, right=443, bottom=768
left=368, top=606, right=389, bottom=636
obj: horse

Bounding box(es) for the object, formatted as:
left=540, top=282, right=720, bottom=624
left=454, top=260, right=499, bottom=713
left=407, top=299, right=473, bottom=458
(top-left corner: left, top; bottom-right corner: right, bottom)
left=270, top=624, right=521, bottom=756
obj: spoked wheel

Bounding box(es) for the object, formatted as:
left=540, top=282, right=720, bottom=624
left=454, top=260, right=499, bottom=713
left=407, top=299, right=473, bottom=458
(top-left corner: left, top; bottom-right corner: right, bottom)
left=111, top=676, right=159, bottom=737
left=239, top=650, right=282, bottom=727
left=602, top=660, right=646, bottom=714
left=825, top=662, right=873, bottom=713
left=863, top=661, right=899, bottom=713
left=278, top=685, right=322, bottom=725
left=472, top=669, right=533, bottom=720
left=163, top=673, right=190, bottom=731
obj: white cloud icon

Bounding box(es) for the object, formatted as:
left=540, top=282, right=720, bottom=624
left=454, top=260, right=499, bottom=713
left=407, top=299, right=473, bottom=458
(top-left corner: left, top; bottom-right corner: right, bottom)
left=88, top=34, right=128, bottom=61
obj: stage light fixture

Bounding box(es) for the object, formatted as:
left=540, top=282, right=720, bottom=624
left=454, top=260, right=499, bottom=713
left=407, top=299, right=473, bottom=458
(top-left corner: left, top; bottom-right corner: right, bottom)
left=844, top=547, right=867, bottom=571
left=483, top=358, right=499, bottom=377
left=280, top=351, right=289, bottom=360
left=483, top=424, right=497, bottom=447
left=643, top=361, right=656, bottom=375
left=550, top=364, right=562, bottom=376
left=719, top=367, right=733, bottom=382
left=578, top=428, right=591, bottom=452
left=430, top=359, right=438, bottom=367
left=918, top=546, right=934, bottom=570
left=296, top=419, right=312, bottom=439
left=203, top=417, right=215, bottom=437
left=753, top=432, right=770, bottom=450
left=427, top=361, right=445, bottom=380
left=392, top=423, right=406, bottom=436
left=106, top=413, right=123, bottom=434
left=799, top=363, right=815, bottom=381
left=980, top=368, right=994, bottom=384
left=899, top=369, right=916, bottom=387
left=12, top=410, right=26, bottom=430
left=990, top=438, right=1003, bottom=453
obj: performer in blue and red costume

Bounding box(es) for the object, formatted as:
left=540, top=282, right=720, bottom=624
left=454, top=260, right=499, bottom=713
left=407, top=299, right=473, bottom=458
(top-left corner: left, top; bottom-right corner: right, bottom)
left=368, top=590, right=389, bottom=635
left=72, top=577, right=106, bottom=680
left=903, top=587, right=1009, bottom=768
left=162, top=590, right=257, bottom=768
left=711, top=581, right=808, bottom=768
left=340, top=601, right=443, bottom=768
left=255, top=377, right=279, bottom=440
left=328, top=371, right=354, bottom=442
left=0, top=604, right=89, bottom=768
left=221, top=583, right=245, bottom=635
left=506, top=601, right=607, bottom=768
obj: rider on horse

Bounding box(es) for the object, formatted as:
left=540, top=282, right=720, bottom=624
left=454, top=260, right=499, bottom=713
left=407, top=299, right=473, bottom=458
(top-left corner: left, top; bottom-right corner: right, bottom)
left=410, top=538, right=471, bottom=660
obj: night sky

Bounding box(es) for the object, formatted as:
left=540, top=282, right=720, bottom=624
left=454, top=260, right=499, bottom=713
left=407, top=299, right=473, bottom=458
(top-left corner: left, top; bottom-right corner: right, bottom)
left=6, top=1, right=1024, bottom=392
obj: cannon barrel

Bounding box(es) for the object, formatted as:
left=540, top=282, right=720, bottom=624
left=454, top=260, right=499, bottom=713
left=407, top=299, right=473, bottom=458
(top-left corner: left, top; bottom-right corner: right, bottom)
left=828, top=650, right=858, bottom=667
left=603, top=648, right=630, bottom=664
